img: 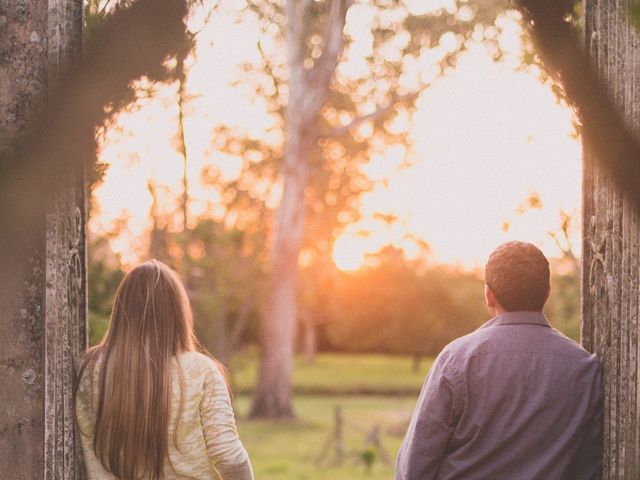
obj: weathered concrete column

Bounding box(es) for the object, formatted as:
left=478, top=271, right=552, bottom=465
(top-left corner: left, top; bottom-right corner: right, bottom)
left=0, top=1, right=87, bottom=479
left=582, top=1, right=640, bottom=478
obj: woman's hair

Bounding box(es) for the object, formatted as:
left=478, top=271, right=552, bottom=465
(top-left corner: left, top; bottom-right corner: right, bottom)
left=75, top=259, right=206, bottom=479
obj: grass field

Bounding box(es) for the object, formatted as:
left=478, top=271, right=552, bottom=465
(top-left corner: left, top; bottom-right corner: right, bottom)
left=229, top=349, right=432, bottom=395
left=235, top=395, right=417, bottom=480
left=228, top=351, right=433, bottom=479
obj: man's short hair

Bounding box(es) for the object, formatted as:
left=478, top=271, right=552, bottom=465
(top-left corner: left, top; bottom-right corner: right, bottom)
left=485, top=241, right=550, bottom=312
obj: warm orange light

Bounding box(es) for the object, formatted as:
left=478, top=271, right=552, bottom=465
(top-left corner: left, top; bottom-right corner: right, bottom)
left=90, top=8, right=582, bottom=268
left=332, top=236, right=366, bottom=271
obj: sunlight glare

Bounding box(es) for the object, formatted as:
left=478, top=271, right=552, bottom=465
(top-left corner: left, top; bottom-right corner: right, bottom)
left=91, top=7, right=582, bottom=270
left=333, top=236, right=367, bottom=271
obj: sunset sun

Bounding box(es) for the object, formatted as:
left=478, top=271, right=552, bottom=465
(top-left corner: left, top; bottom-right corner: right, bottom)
left=333, top=235, right=367, bottom=271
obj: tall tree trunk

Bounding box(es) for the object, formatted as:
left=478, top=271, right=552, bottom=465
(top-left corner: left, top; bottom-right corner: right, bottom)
left=582, top=1, right=640, bottom=478
left=302, top=310, right=318, bottom=364
left=249, top=123, right=310, bottom=418
left=249, top=0, right=351, bottom=419
left=0, top=1, right=87, bottom=478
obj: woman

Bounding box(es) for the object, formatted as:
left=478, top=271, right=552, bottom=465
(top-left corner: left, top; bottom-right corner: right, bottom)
left=75, top=259, right=253, bottom=480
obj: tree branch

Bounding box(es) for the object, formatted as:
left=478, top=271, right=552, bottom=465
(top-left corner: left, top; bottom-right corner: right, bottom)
left=311, top=0, right=352, bottom=78
left=319, top=88, right=423, bottom=139
left=257, top=37, right=283, bottom=102
left=188, top=1, right=219, bottom=38
left=300, top=0, right=353, bottom=120
left=286, top=0, right=313, bottom=71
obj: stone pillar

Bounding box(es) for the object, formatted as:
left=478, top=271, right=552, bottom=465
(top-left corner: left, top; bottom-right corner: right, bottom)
left=0, top=0, right=87, bottom=478
left=582, top=1, right=640, bottom=478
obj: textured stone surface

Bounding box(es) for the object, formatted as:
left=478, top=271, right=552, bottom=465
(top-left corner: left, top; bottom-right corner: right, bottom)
left=583, top=1, right=640, bottom=478
left=0, top=0, right=87, bottom=478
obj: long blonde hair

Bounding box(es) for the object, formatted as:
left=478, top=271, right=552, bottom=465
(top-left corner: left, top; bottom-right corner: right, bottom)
left=76, top=259, right=206, bottom=479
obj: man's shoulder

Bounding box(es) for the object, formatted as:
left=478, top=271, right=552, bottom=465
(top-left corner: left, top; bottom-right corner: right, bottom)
left=440, top=323, right=495, bottom=357
left=547, top=327, right=597, bottom=357
left=433, top=329, right=486, bottom=372
left=441, top=319, right=597, bottom=362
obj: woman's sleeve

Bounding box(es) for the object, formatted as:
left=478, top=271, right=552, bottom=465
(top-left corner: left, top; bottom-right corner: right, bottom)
left=199, top=360, right=254, bottom=480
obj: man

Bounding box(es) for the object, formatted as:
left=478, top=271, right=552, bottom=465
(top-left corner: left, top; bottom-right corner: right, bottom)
left=396, top=241, right=603, bottom=480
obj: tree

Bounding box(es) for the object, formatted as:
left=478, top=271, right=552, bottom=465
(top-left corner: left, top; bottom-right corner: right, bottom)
left=223, top=0, right=511, bottom=418
left=88, top=235, right=125, bottom=346
left=245, top=0, right=353, bottom=419
left=325, top=246, right=486, bottom=367
left=178, top=219, right=264, bottom=364
left=544, top=259, right=580, bottom=341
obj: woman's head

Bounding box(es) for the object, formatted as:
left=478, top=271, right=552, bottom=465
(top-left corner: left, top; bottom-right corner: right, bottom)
left=79, top=259, right=201, bottom=480
left=103, top=259, right=196, bottom=356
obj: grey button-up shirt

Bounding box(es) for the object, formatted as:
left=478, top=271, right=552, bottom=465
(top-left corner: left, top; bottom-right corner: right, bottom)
left=396, top=311, right=603, bottom=480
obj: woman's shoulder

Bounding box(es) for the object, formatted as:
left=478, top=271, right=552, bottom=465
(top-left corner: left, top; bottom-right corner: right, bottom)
left=176, top=351, right=226, bottom=383
left=75, top=347, right=105, bottom=434
left=76, top=346, right=104, bottom=389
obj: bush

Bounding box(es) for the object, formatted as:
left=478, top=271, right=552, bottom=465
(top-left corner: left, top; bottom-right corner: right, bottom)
left=323, top=247, right=487, bottom=358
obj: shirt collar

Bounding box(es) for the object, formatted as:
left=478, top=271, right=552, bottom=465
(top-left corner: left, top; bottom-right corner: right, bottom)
left=480, top=311, right=551, bottom=329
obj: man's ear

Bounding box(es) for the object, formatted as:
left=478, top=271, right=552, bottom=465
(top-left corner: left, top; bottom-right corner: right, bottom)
left=485, top=284, right=495, bottom=309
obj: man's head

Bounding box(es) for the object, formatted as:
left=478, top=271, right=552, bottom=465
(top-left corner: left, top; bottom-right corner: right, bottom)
left=484, top=241, right=550, bottom=314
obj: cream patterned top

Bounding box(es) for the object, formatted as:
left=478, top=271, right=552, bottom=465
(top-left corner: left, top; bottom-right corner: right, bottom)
left=75, top=351, right=254, bottom=480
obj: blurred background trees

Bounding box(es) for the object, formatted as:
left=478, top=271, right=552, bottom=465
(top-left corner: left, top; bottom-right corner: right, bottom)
left=84, top=0, right=582, bottom=418
left=88, top=233, right=580, bottom=368
left=222, top=0, right=514, bottom=418
left=324, top=246, right=487, bottom=370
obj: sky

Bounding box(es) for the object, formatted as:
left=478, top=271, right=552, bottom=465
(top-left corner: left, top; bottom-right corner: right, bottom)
left=334, top=40, right=581, bottom=270
left=90, top=2, right=582, bottom=270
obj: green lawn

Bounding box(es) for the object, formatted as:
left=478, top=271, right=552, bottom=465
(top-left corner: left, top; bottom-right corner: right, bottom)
left=227, top=351, right=433, bottom=479
left=235, top=394, right=419, bottom=480
left=228, top=350, right=432, bottom=395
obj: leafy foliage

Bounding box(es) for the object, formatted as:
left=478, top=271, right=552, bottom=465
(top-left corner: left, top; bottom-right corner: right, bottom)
left=212, top=0, right=515, bottom=262
left=88, top=236, right=125, bottom=345
left=144, top=215, right=266, bottom=363
left=309, top=245, right=581, bottom=356
left=324, top=246, right=487, bottom=357
left=181, top=219, right=265, bottom=363
left=88, top=216, right=265, bottom=360
left=631, top=1, right=640, bottom=28
left=545, top=259, right=580, bottom=341
left=0, top=0, right=190, bottom=285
